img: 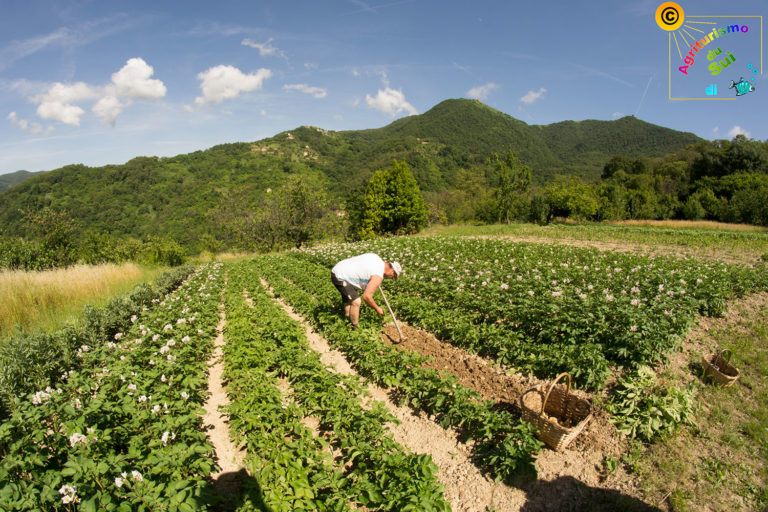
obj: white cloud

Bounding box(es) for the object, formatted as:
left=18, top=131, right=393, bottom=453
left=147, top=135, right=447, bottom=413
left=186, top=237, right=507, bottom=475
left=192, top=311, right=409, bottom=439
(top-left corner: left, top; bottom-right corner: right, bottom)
left=728, top=125, right=750, bottom=138
left=36, top=102, right=86, bottom=126
left=304, top=62, right=319, bottom=70
left=365, top=87, right=417, bottom=117
left=713, top=126, right=719, bottom=137
left=110, top=58, right=166, bottom=99
left=194, top=65, right=272, bottom=106
left=7, top=111, right=53, bottom=135
left=93, top=96, right=123, bottom=125
left=612, top=112, right=624, bottom=119
left=241, top=38, right=285, bottom=58
left=32, top=82, right=98, bottom=126
left=26, top=57, right=166, bottom=127
left=283, top=83, right=327, bottom=99
left=33, top=81, right=99, bottom=104
left=520, top=87, right=547, bottom=104
left=466, top=82, right=499, bottom=101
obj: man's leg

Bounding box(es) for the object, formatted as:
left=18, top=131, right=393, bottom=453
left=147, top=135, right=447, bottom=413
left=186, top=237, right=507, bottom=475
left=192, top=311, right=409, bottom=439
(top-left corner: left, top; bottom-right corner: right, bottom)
left=349, top=297, right=362, bottom=327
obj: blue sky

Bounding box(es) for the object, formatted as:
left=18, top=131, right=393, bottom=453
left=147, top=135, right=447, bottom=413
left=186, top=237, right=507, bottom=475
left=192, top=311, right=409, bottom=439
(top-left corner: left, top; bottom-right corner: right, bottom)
left=1, top=0, right=765, bottom=175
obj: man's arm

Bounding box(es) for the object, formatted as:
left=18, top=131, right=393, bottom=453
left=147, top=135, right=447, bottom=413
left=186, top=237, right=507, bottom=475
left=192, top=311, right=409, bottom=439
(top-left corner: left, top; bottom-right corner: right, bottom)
left=361, top=275, right=384, bottom=315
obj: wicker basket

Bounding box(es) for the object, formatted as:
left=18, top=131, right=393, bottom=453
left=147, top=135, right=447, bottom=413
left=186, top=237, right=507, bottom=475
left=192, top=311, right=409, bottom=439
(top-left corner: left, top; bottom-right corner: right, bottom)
left=701, top=349, right=739, bottom=387
left=520, top=373, right=592, bottom=451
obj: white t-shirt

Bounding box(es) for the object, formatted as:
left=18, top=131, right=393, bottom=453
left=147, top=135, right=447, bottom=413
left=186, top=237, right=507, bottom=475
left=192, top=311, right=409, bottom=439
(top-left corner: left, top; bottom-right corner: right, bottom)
left=331, top=253, right=385, bottom=290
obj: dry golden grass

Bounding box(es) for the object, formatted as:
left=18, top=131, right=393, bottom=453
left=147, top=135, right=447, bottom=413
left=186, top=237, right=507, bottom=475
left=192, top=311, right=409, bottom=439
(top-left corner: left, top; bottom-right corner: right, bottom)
left=607, top=219, right=768, bottom=232
left=0, top=263, right=159, bottom=336
left=211, top=251, right=256, bottom=262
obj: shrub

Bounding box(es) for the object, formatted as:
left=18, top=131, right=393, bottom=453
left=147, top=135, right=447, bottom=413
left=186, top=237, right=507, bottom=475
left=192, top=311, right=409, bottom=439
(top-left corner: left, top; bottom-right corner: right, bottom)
left=607, top=366, right=695, bottom=442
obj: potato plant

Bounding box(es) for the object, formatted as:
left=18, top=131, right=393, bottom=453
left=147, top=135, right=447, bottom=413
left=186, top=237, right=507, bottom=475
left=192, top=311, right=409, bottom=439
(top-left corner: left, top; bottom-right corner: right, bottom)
left=0, top=264, right=223, bottom=511
left=298, top=236, right=768, bottom=389
left=224, top=263, right=450, bottom=511
left=251, top=256, right=542, bottom=482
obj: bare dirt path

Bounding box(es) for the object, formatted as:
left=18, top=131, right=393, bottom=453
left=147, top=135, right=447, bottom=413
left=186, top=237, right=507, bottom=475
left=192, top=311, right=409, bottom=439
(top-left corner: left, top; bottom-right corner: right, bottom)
left=202, top=300, right=248, bottom=498
left=379, top=323, right=653, bottom=510
left=260, top=279, right=530, bottom=512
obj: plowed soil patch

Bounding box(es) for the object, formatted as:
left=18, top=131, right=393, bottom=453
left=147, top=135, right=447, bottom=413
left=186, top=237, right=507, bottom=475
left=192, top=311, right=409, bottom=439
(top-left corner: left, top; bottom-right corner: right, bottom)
left=380, top=323, right=649, bottom=509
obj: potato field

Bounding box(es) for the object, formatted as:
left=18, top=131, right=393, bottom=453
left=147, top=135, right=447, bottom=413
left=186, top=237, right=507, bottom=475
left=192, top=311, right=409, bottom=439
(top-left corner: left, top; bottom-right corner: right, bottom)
left=2, top=236, right=767, bottom=511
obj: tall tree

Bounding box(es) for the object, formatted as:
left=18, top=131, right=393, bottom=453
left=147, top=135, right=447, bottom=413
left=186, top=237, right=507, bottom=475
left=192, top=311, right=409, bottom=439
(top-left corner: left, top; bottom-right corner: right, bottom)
left=213, top=177, right=334, bottom=251
left=277, top=176, right=331, bottom=249
left=490, top=151, right=531, bottom=223
left=355, top=160, right=428, bottom=239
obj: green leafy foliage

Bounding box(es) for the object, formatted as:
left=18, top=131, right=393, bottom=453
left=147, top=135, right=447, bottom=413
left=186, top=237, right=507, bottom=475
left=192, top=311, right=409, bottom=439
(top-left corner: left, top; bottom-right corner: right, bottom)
left=490, top=151, right=531, bottom=224
left=607, top=366, right=696, bottom=441
left=0, top=170, right=45, bottom=194
left=298, top=236, right=768, bottom=389
left=0, top=264, right=224, bottom=511
left=0, top=99, right=704, bottom=253
left=589, top=136, right=768, bottom=225
left=251, top=254, right=543, bottom=481
left=0, top=265, right=193, bottom=419
left=353, top=160, right=428, bottom=239
left=224, top=266, right=449, bottom=510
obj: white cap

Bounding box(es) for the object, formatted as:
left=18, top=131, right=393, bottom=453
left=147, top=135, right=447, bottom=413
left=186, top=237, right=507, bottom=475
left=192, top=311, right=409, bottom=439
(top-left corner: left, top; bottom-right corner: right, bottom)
left=390, top=261, right=402, bottom=278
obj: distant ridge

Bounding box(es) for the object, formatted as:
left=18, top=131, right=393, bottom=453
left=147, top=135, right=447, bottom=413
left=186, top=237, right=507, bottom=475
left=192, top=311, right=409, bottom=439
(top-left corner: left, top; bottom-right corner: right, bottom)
left=0, top=170, right=46, bottom=194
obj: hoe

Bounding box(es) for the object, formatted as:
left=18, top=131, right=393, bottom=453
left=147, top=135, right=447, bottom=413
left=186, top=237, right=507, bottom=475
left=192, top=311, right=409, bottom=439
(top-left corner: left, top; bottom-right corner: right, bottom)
left=379, top=286, right=405, bottom=343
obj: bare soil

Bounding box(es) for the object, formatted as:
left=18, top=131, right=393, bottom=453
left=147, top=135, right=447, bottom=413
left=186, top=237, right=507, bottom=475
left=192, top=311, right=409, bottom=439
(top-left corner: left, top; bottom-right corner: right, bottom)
left=202, top=304, right=248, bottom=498
left=235, top=278, right=766, bottom=510
left=380, top=323, right=657, bottom=511
left=266, top=288, right=530, bottom=511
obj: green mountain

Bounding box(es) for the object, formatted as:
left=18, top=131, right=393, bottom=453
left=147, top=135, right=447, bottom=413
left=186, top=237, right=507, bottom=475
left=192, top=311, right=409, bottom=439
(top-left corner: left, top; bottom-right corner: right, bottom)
left=0, top=99, right=701, bottom=247
left=0, top=170, right=45, bottom=194
left=535, top=116, right=702, bottom=178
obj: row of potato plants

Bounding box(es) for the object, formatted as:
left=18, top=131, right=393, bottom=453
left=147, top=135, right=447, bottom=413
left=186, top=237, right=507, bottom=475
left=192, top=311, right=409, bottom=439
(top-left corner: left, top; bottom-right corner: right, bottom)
left=0, top=264, right=196, bottom=419
left=0, top=263, right=223, bottom=511
left=250, top=256, right=543, bottom=482
left=223, top=263, right=450, bottom=511
left=298, top=237, right=768, bottom=389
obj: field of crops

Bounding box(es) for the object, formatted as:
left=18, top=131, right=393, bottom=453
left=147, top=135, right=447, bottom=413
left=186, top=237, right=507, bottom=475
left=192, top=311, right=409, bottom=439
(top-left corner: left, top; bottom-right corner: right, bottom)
left=2, top=235, right=767, bottom=511
left=298, top=237, right=768, bottom=389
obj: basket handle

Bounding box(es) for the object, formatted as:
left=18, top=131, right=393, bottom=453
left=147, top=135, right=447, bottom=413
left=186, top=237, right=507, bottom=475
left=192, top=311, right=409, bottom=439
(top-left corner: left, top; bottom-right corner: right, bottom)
left=541, top=372, right=571, bottom=415
left=716, top=348, right=732, bottom=363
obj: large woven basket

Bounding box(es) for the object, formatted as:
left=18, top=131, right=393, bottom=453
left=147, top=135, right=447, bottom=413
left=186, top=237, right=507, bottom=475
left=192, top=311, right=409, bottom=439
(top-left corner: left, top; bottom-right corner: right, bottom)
left=520, top=373, right=592, bottom=451
left=702, top=348, right=739, bottom=387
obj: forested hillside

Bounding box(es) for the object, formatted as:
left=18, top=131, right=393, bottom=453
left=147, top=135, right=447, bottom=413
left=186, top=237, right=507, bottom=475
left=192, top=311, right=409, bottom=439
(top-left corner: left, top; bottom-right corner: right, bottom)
left=0, top=98, right=703, bottom=251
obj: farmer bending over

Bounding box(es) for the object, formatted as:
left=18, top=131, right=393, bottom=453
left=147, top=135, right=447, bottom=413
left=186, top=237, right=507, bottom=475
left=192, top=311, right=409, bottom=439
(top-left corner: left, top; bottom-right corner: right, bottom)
left=331, top=253, right=401, bottom=329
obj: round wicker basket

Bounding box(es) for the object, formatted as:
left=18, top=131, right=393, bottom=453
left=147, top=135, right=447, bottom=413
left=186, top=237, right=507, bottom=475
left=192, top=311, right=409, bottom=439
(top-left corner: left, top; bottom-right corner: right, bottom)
left=701, top=348, right=739, bottom=387
left=520, top=373, right=592, bottom=451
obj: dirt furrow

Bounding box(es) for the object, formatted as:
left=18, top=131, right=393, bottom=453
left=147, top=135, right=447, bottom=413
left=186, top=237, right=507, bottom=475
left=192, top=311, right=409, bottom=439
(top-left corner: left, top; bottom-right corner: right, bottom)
left=378, top=321, right=648, bottom=506
left=260, top=280, right=529, bottom=512
left=202, top=301, right=248, bottom=497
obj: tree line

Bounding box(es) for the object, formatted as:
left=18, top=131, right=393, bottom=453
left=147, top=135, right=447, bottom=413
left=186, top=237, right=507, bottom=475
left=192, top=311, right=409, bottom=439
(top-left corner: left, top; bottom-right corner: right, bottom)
left=2, top=134, right=765, bottom=271
left=427, top=135, right=768, bottom=227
